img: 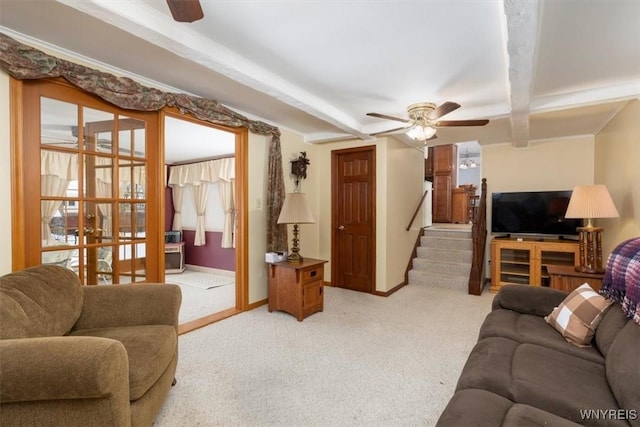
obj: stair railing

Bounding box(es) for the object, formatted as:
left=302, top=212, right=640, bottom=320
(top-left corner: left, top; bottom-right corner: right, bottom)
left=468, top=178, right=488, bottom=295
left=406, top=188, right=429, bottom=231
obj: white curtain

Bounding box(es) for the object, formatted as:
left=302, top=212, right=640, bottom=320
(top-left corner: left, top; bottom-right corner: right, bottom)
left=94, top=157, right=113, bottom=237
left=168, top=157, right=235, bottom=248
left=218, top=179, right=235, bottom=248
left=40, top=151, right=77, bottom=244
left=190, top=184, right=209, bottom=246
left=218, top=157, right=236, bottom=248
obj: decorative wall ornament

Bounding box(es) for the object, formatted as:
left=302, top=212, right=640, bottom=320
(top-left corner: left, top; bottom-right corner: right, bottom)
left=289, top=151, right=310, bottom=189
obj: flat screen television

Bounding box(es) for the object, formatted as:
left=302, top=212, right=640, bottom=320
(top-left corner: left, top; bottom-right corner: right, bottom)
left=491, top=190, right=581, bottom=237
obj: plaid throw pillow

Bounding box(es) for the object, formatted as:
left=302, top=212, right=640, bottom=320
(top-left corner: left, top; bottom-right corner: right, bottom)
left=545, top=283, right=613, bottom=347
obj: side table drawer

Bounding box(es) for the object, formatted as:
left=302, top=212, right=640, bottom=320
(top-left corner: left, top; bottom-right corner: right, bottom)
left=301, top=265, right=323, bottom=284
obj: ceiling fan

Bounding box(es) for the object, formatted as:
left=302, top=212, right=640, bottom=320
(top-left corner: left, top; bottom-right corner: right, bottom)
left=367, top=102, right=489, bottom=142
left=166, top=0, right=204, bottom=23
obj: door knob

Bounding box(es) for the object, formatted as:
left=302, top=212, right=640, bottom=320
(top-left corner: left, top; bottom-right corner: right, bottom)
left=338, top=225, right=345, bottom=230
left=84, top=227, right=95, bottom=235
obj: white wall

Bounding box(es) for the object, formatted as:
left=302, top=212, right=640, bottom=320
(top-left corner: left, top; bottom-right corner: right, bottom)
left=383, top=138, right=425, bottom=290
left=246, top=128, right=320, bottom=304
left=482, top=136, right=595, bottom=193
left=0, top=69, right=11, bottom=274
left=247, top=133, right=270, bottom=304
left=594, top=99, right=640, bottom=256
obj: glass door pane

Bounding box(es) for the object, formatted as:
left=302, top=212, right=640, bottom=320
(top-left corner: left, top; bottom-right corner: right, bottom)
left=35, top=89, right=156, bottom=285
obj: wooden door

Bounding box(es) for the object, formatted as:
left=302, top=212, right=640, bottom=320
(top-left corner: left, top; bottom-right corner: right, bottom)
left=331, top=146, right=375, bottom=293
left=13, top=78, right=162, bottom=284
left=432, top=144, right=457, bottom=223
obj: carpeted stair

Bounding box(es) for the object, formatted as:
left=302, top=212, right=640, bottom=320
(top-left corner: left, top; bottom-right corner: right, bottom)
left=408, top=227, right=472, bottom=292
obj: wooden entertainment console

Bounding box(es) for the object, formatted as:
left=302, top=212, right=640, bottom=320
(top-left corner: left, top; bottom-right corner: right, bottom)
left=490, top=237, right=579, bottom=293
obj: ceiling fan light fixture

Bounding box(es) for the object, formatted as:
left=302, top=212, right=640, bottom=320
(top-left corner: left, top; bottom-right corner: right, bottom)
left=406, top=124, right=436, bottom=141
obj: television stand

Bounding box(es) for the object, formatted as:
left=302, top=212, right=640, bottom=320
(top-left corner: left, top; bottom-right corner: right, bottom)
left=493, top=234, right=511, bottom=239
left=490, top=237, right=579, bottom=292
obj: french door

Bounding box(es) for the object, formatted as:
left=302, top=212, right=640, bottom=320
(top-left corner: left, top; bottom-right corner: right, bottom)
left=13, top=79, right=162, bottom=284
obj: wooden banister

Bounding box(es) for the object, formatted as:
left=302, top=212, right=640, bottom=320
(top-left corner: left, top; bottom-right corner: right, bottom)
left=406, top=189, right=429, bottom=231
left=468, top=178, right=488, bottom=295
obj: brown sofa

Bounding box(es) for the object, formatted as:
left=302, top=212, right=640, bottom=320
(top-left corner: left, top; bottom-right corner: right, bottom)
left=437, top=238, right=640, bottom=427
left=0, top=265, right=182, bottom=427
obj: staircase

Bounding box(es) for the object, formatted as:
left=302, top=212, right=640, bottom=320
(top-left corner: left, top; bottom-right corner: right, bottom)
left=408, top=227, right=473, bottom=292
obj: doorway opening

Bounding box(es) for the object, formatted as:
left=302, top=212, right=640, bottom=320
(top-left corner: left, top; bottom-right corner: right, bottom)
left=162, top=113, right=244, bottom=329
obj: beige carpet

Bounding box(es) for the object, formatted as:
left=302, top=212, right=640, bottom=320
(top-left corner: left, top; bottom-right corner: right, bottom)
left=153, top=283, right=493, bottom=426
left=165, top=270, right=236, bottom=324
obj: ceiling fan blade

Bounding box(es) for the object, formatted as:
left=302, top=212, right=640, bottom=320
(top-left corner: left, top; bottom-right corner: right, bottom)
left=166, top=0, right=204, bottom=22
left=435, top=119, right=489, bottom=127
left=366, top=112, right=411, bottom=123
left=427, top=102, right=461, bottom=120
left=369, top=126, right=409, bottom=136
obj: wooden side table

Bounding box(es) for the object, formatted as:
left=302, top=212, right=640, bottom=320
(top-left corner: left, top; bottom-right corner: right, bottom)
left=268, top=258, right=327, bottom=321
left=547, top=264, right=604, bottom=292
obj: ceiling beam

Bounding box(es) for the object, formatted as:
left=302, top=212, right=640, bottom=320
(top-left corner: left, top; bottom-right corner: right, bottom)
left=56, top=0, right=368, bottom=140
left=503, top=0, right=541, bottom=148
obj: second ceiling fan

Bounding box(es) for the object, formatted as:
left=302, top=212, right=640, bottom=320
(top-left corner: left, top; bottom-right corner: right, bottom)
left=367, top=102, right=489, bottom=142
left=166, top=0, right=204, bottom=23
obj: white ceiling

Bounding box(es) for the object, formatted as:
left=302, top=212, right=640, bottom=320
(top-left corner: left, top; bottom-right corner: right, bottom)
left=1, top=0, right=639, bottom=159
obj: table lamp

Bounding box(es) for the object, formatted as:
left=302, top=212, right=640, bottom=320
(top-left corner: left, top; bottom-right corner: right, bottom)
left=277, top=191, right=315, bottom=262
left=564, top=184, right=619, bottom=273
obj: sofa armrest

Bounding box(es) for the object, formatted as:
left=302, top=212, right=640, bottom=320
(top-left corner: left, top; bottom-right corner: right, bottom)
left=492, top=284, right=568, bottom=317
left=0, top=336, right=129, bottom=403
left=73, top=284, right=181, bottom=331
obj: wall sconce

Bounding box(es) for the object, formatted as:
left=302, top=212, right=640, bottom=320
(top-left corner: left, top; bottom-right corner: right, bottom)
left=565, top=184, right=619, bottom=273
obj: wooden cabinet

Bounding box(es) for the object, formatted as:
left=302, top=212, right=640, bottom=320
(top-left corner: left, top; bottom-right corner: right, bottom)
left=451, top=188, right=468, bottom=224
left=434, top=144, right=456, bottom=173
left=490, top=238, right=579, bottom=292
left=547, top=264, right=604, bottom=292
left=432, top=144, right=457, bottom=223
left=424, top=146, right=434, bottom=179
left=165, top=242, right=185, bottom=274
left=268, top=258, right=327, bottom=321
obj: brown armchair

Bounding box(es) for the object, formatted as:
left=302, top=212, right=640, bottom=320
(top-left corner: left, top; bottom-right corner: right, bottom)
left=0, top=265, right=181, bottom=427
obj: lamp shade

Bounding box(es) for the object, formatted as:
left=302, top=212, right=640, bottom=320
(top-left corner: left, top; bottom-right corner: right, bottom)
left=277, top=192, right=315, bottom=224
left=565, top=185, right=619, bottom=219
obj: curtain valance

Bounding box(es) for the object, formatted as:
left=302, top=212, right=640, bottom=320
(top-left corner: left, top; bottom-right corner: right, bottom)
left=1, top=32, right=287, bottom=251
left=40, top=150, right=77, bottom=181
left=168, top=157, right=235, bottom=187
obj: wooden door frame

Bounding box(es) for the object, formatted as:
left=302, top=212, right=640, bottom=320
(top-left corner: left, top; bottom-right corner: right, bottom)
left=160, top=109, right=249, bottom=333
left=330, top=145, right=376, bottom=293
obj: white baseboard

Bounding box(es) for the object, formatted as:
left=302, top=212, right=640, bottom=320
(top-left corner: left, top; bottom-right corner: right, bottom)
left=184, top=264, right=235, bottom=278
